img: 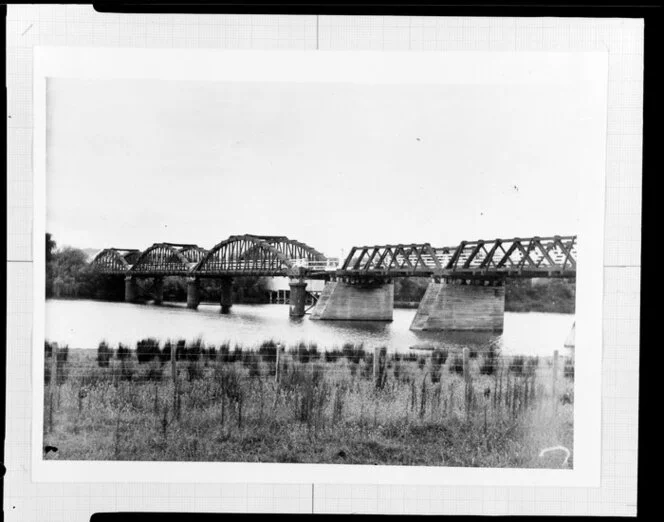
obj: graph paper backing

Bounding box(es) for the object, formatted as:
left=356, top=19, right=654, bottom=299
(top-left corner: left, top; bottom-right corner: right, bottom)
left=5, top=6, right=641, bottom=518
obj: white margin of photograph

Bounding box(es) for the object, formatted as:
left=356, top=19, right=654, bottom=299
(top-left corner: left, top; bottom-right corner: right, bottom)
left=32, top=47, right=606, bottom=487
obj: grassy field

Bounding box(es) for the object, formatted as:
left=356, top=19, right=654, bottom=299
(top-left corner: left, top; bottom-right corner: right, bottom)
left=43, top=340, right=574, bottom=468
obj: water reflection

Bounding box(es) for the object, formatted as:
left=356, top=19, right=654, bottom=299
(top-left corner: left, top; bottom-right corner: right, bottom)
left=45, top=299, right=574, bottom=357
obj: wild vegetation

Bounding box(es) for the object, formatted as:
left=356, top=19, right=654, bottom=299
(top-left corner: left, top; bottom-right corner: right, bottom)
left=43, top=339, right=574, bottom=467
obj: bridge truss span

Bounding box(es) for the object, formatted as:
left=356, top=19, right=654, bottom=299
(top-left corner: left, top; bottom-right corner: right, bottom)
left=439, top=235, right=577, bottom=278
left=129, top=243, right=208, bottom=276
left=338, top=235, right=577, bottom=279
left=192, top=234, right=328, bottom=277
left=90, top=248, right=141, bottom=275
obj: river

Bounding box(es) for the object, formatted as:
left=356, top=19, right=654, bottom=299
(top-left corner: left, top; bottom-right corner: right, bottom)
left=45, top=299, right=575, bottom=357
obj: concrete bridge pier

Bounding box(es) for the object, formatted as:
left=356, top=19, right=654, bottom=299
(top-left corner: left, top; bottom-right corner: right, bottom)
left=410, top=277, right=505, bottom=332
left=310, top=279, right=394, bottom=321
left=125, top=276, right=139, bottom=303
left=186, top=277, right=201, bottom=309
left=288, top=279, right=307, bottom=317
left=153, top=277, right=164, bottom=305
left=220, top=277, right=233, bottom=314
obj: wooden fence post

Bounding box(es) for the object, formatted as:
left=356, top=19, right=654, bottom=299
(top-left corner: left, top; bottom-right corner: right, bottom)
left=171, top=341, right=179, bottom=420
left=275, top=345, right=282, bottom=384
left=552, top=350, right=559, bottom=416
left=463, top=347, right=471, bottom=418
left=48, top=343, right=58, bottom=433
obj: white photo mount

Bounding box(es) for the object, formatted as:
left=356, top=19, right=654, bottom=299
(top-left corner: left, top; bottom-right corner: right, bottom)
left=32, top=47, right=606, bottom=487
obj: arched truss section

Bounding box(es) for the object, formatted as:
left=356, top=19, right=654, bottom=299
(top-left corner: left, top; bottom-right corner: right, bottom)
left=254, top=235, right=327, bottom=266
left=130, top=243, right=204, bottom=276
left=177, top=244, right=208, bottom=264
left=90, top=248, right=141, bottom=274
left=193, top=235, right=311, bottom=276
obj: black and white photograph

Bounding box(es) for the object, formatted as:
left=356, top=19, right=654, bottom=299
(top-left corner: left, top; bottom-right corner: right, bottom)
left=4, top=5, right=645, bottom=518
left=34, top=48, right=608, bottom=472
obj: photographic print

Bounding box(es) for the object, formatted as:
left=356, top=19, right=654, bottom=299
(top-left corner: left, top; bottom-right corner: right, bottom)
left=34, top=49, right=606, bottom=478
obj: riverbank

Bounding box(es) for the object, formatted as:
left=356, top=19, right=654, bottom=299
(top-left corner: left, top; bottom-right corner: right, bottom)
left=43, top=343, right=574, bottom=467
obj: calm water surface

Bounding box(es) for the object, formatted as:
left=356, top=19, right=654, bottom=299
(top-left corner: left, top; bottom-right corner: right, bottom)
left=46, top=299, right=574, bottom=357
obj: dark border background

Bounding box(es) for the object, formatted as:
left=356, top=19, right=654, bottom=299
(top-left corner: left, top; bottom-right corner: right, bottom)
left=2, top=2, right=658, bottom=520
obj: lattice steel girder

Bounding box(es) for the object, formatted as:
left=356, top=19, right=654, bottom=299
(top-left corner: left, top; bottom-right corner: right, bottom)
left=341, top=243, right=443, bottom=273
left=90, top=248, right=141, bottom=274
left=129, top=243, right=195, bottom=275
left=192, top=234, right=327, bottom=276
left=340, top=235, right=577, bottom=278
left=438, top=235, right=577, bottom=275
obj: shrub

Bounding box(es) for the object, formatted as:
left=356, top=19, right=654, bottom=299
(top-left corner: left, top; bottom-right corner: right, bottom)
left=469, top=348, right=478, bottom=359
left=258, top=340, right=278, bottom=362
left=45, top=343, right=69, bottom=384
left=160, top=341, right=172, bottom=363
left=44, top=341, right=53, bottom=358
left=136, top=338, right=160, bottom=364
left=341, top=342, right=365, bottom=364
left=525, top=356, right=539, bottom=377
left=116, top=343, right=133, bottom=381
left=117, top=343, right=132, bottom=361
left=97, top=341, right=113, bottom=368
left=430, top=348, right=448, bottom=383
left=186, top=360, right=204, bottom=381
left=325, top=348, right=342, bottom=363
left=564, top=357, right=574, bottom=380
left=375, top=346, right=388, bottom=389
left=308, top=343, right=320, bottom=361
left=233, top=345, right=244, bottom=363
left=449, top=353, right=464, bottom=375
left=242, top=352, right=261, bottom=377
left=508, top=356, right=525, bottom=375
left=219, top=343, right=230, bottom=363
left=417, top=356, right=426, bottom=371
left=361, top=353, right=374, bottom=379
left=402, top=352, right=418, bottom=363
left=479, top=347, right=498, bottom=376
left=291, top=342, right=311, bottom=364
left=175, top=339, right=187, bottom=361
left=186, top=338, right=203, bottom=362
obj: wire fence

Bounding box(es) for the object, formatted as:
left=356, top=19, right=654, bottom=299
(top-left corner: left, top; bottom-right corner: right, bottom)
left=42, top=339, right=575, bottom=465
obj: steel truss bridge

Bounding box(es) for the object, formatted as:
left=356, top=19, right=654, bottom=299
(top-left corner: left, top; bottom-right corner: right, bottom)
left=90, top=234, right=577, bottom=280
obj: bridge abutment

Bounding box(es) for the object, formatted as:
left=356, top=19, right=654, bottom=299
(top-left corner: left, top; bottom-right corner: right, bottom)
left=289, top=279, right=307, bottom=317
left=410, top=278, right=505, bottom=332
left=187, top=278, right=201, bottom=309
left=220, top=277, right=233, bottom=314
left=124, top=276, right=138, bottom=303
left=310, top=280, right=394, bottom=321
left=153, top=277, right=164, bottom=305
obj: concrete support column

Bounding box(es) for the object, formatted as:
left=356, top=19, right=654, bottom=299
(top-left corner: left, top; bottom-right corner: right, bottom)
left=220, top=277, right=233, bottom=314
left=186, top=277, right=201, bottom=309
left=310, top=280, right=394, bottom=321
left=410, top=278, right=505, bottom=332
left=153, top=277, right=164, bottom=305
left=289, top=279, right=307, bottom=317
left=125, top=276, right=138, bottom=303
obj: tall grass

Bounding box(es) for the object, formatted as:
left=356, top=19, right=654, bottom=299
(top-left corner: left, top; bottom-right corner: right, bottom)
left=43, top=341, right=572, bottom=468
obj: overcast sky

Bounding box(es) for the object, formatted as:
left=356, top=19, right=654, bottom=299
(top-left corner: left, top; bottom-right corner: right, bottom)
left=46, top=76, right=605, bottom=259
